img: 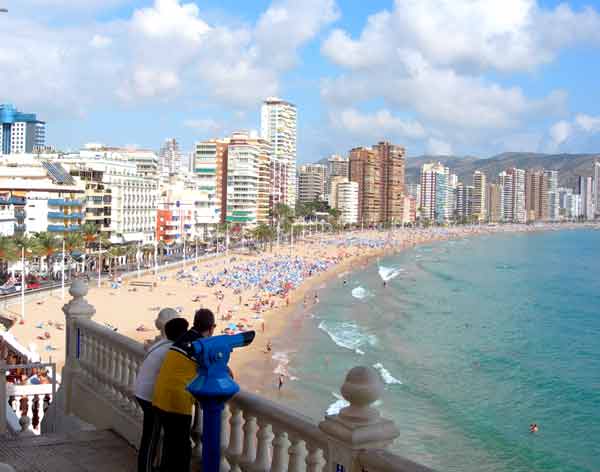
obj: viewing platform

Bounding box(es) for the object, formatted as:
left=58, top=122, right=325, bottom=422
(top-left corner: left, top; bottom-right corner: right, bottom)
left=1, top=279, right=436, bottom=472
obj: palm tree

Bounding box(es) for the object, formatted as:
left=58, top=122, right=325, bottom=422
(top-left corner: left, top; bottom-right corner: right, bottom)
left=0, top=236, right=17, bottom=278
left=13, top=234, right=40, bottom=282
left=252, top=224, right=275, bottom=251
left=63, top=232, right=85, bottom=278
left=34, top=232, right=59, bottom=274
left=108, top=245, right=127, bottom=273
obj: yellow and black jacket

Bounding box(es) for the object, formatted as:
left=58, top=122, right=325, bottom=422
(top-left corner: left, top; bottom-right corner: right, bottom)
left=152, top=328, right=203, bottom=416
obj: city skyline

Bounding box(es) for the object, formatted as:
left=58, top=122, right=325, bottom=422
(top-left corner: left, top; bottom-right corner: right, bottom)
left=2, top=0, right=600, bottom=161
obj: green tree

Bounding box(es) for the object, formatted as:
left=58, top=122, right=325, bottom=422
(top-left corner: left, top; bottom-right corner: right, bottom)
left=34, top=232, right=59, bottom=273
left=62, top=232, right=85, bottom=278
left=0, top=236, right=17, bottom=275
left=251, top=224, right=275, bottom=251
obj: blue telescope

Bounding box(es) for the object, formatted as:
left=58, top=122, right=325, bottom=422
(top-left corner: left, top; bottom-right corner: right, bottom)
left=187, top=331, right=255, bottom=472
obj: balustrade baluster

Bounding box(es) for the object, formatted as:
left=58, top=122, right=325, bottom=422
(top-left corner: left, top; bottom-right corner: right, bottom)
left=305, top=443, right=324, bottom=472
left=87, top=334, right=97, bottom=382
left=126, top=354, right=139, bottom=414
left=239, top=413, right=257, bottom=468
left=220, top=404, right=231, bottom=472
left=288, top=436, right=306, bottom=472
left=226, top=404, right=244, bottom=472
left=250, top=419, right=273, bottom=472
left=97, top=339, right=108, bottom=391
left=114, top=349, right=125, bottom=405
left=271, top=429, right=290, bottom=472
left=35, top=395, right=44, bottom=431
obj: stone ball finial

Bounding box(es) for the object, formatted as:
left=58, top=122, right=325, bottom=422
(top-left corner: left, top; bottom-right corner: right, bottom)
left=69, top=278, right=88, bottom=299
left=339, top=366, right=384, bottom=422
left=19, top=415, right=31, bottom=431
left=155, top=307, right=178, bottom=334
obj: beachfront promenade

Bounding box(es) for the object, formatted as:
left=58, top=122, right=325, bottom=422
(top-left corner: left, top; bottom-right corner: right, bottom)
left=1, top=279, right=433, bottom=472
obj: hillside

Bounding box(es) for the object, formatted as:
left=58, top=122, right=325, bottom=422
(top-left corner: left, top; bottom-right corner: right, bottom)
left=405, top=152, right=600, bottom=188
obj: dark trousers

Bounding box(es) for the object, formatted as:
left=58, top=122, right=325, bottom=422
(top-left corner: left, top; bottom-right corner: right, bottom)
left=136, top=398, right=161, bottom=472
left=156, top=408, right=193, bottom=472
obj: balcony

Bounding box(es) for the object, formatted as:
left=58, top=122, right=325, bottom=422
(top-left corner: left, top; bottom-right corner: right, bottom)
left=48, top=199, right=83, bottom=207
left=47, top=224, right=66, bottom=232
left=47, top=212, right=84, bottom=220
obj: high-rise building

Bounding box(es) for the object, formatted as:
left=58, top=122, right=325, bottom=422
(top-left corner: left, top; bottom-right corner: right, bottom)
left=0, top=104, right=46, bottom=155
left=348, top=141, right=406, bottom=224
left=374, top=142, right=406, bottom=224
left=578, top=175, right=594, bottom=220
left=525, top=169, right=549, bottom=221
left=445, top=172, right=458, bottom=221
left=455, top=183, right=473, bottom=222
left=297, top=164, right=326, bottom=203
left=594, top=160, right=600, bottom=216
left=472, top=171, right=487, bottom=222
left=193, top=139, right=229, bottom=228
left=327, top=154, right=349, bottom=179
left=329, top=176, right=348, bottom=210
left=498, top=168, right=525, bottom=223
left=159, top=138, right=182, bottom=176
left=486, top=183, right=503, bottom=223
left=226, top=131, right=272, bottom=227
left=406, top=183, right=421, bottom=210
left=349, top=147, right=380, bottom=224
left=336, top=181, right=359, bottom=225
left=545, top=170, right=559, bottom=221
left=419, top=162, right=448, bottom=224
left=261, top=97, right=297, bottom=207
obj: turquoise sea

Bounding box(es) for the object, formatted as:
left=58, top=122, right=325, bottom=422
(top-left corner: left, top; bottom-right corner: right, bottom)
left=266, top=229, right=600, bottom=472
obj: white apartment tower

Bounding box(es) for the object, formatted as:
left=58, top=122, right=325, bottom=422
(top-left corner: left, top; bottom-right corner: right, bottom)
left=498, top=168, right=526, bottom=223
left=420, top=162, right=448, bottom=224
left=336, top=181, right=359, bottom=225
left=159, top=138, right=182, bottom=176
left=297, top=164, right=326, bottom=203
left=261, top=97, right=297, bottom=207
left=472, top=171, right=487, bottom=222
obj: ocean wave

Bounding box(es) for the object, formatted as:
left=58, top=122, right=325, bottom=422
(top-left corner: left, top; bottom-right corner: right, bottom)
left=378, top=265, right=403, bottom=282
left=373, top=362, right=402, bottom=385
left=351, top=286, right=370, bottom=299
left=326, top=392, right=349, bottom=415
left=318, top=320, right=377, bottom=355
left=272, top=351, right=298, bottom=380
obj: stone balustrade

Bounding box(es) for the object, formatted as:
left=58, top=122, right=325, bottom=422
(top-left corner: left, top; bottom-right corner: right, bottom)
left=1, top=362, right=56, bottom=436
left=44, top=278, right=436, bottom=472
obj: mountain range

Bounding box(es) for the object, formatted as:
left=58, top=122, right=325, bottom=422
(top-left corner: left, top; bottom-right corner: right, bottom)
left=404, top=152, right=599, bottom=188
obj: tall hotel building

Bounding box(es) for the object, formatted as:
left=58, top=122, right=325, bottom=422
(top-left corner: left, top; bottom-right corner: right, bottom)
left=499, top=168, right=526, bottom=223
left=193, top=138, right=229, bottom=225
left=0, top=104, right=46, bottom=154
left=472, top=171, right=487, bottom=222
left=349, top=142, right=405, bottom=224
left=297, top=164, right=326, bottom=203
left=261, top=97, right=297, bottom=207
left=420, top=162, right=448, bottom=224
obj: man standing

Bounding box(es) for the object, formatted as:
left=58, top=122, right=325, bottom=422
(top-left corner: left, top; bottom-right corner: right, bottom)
left=135, top=317, right=189, bottom=472
left=152, top=309, right=217, bottom=471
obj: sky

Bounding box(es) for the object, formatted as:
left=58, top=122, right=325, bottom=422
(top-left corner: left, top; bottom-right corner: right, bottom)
left=2, top=0, right=600, bottom=162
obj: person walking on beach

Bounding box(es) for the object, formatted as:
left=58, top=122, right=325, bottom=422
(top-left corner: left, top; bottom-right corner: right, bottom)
left=278, top=374, right=284, bottom=390
left=135, top=317, right=189, bottom=472
left=153, top=309, right=230, bottom=472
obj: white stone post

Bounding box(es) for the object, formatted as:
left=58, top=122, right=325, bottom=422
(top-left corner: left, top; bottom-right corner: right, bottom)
left=62, top=278, right=96, bottom=414
left=319, top=366, right=400, bottom=472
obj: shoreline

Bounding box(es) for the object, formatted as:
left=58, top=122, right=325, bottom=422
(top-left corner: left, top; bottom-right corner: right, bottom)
left=230, top=223, right=600, bottom=396
left=3, top=223, right=598, bottom=383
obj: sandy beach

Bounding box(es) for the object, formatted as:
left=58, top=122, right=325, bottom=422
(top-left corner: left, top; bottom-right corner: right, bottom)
left=3, top=223, right=598, bottom=394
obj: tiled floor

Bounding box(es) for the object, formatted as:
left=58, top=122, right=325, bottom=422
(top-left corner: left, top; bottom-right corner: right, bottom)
left=0, top=430, right=137, bottom=472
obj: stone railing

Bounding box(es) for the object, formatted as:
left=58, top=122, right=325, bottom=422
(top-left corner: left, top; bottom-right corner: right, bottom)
left=1, top=362, right=57, bottom=436
left=46, top=279, right=435, bottom=472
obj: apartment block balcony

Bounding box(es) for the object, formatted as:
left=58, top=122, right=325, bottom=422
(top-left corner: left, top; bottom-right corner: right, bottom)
left=47, top=212, right=85, bottom=220
left=0, top=280, right=430, bottom=472
left=47, top=199, right=83, bottom=207
left=47, top=224, right=81, bottom=232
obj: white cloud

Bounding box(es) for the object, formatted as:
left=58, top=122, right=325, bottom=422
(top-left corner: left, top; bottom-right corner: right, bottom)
left=0, top=0, right=338, bottom=115
left=183, top=118, right=223, bottom=135
left=319, top=0, right=592, bottom=154
left=546, top=114, right=600, bottom=152
left=575, top=114, right=600, bottom=133
left=90, top=34, right=112, bottom=48
left=322, top=0, right=600, bottom=72
left=426, top=138, right=453, bottom=156
left=331, top=108, right=426, bottom=141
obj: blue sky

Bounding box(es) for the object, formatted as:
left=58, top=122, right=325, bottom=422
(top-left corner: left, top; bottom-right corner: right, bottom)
left=2, top=0, right=600, bottom=161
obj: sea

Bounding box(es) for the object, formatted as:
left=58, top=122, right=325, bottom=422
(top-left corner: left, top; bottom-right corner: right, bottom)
left=265, top=229, right=600, bottom=472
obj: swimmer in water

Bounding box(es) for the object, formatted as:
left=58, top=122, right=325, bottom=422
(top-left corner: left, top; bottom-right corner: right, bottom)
left=343, top=280, right=347, bottom=286
left=278, top=375, right=284, bottom=390
left=529, top=423, right=539, bottom=433
left=383, top=281, right=387, bottom=288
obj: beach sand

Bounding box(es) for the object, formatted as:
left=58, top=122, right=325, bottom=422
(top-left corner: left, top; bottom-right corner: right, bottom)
left=4, top=223, right=596, bottom=394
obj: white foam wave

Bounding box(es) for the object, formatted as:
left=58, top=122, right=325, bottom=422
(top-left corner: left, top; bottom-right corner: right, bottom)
left=378, top=266, right=403, bottom=282
left=373, top=362, right=402, bottom=385
left=326, top=392, right=349, bottom=415
left=351, top=286, right=369, bottom=299
left=318, top=320, right=377, bottom=355
left=272, top=351, right=298, bottom=380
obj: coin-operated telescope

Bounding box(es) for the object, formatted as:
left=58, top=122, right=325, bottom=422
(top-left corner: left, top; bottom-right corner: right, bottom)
left=187, top=331, right=255, bottom=472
